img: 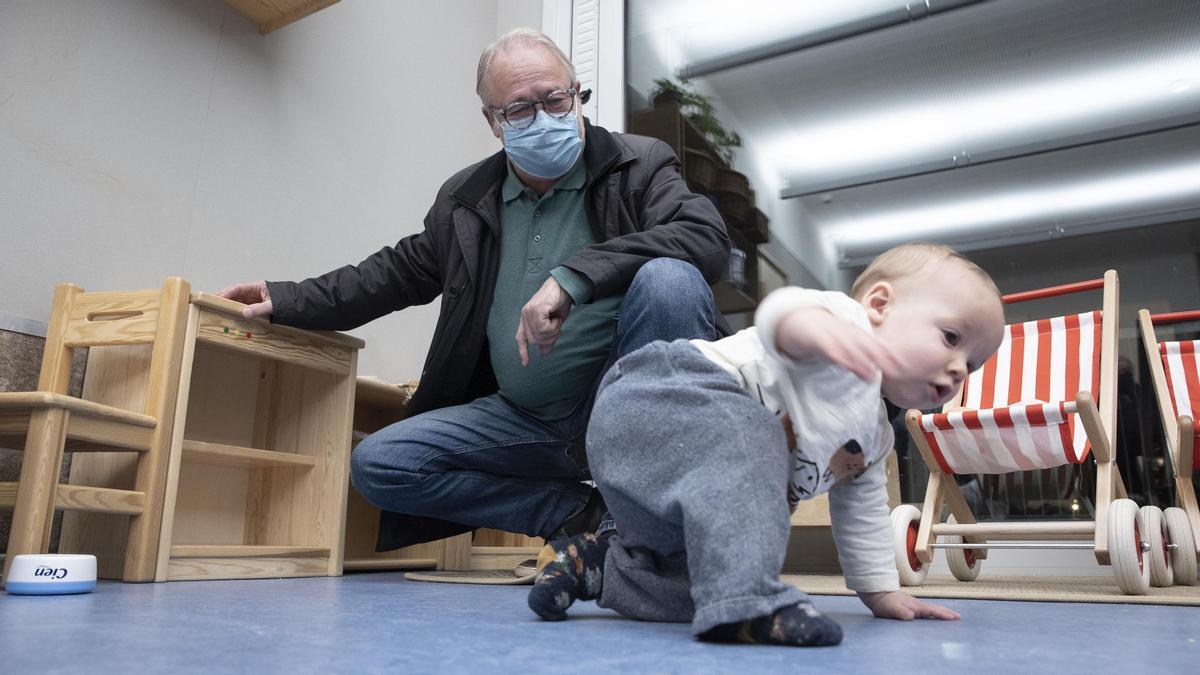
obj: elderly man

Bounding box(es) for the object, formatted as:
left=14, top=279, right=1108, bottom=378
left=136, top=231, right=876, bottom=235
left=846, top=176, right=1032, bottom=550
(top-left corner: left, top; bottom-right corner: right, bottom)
left=219, top=28, right=730, bottom=552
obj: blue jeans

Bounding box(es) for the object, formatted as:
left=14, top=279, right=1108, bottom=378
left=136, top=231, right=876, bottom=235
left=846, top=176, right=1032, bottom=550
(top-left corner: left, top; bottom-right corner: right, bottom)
left=350, top=258, right=718, bottom=539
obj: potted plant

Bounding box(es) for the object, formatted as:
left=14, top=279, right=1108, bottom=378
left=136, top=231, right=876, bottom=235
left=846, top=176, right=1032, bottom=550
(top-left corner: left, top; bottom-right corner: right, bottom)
left=650, top=77, right=742, bottom=164
left=650, top=77, right=688, bottom=108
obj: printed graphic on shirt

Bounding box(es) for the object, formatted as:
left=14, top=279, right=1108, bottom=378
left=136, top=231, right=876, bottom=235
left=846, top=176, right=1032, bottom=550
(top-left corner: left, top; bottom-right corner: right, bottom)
left=828, top=439, right=867, bottom=484
left=791, top=456, right=821, bottom=501
left=789, top=438, right=870, bottom=506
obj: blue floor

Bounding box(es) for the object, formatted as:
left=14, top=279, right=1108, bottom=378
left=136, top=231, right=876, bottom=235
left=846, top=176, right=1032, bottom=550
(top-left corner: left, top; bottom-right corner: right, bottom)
left=2, top=571, right=1197, bottom=673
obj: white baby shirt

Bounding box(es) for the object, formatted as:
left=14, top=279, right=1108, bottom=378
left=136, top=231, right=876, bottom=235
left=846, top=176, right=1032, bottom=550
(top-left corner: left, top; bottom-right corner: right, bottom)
left=690, top=287, right=900, bottom=593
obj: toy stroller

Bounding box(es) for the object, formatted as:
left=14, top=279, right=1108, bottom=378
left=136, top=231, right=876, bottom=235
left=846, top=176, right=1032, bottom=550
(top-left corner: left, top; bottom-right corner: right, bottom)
left=892, top=271, right=1156, bottom=594
left=1135, top=308, right=1200, bottom=585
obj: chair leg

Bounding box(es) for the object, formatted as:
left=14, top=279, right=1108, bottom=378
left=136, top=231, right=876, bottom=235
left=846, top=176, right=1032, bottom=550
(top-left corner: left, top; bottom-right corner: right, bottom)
left=3, top=409, right=68, bottom=585
left=1093, top=460, right=1116, bottom=565
left=438, top=532, right=473, bottom=571
left=916, top=473, right=945, bottom=564
left=122, top=277, right=191, bottom=582
left=942, top=476, right=988, bottom=560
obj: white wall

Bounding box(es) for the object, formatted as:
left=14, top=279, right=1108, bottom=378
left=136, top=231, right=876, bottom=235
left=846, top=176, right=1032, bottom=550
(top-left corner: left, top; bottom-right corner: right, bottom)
left=1, top=0, right=542, bottom=382
left=499, top=0, right=543, bottom=37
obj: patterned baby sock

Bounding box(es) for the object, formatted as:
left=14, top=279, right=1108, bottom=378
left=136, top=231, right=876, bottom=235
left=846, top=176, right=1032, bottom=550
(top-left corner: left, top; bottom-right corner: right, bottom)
left=698, top=601, right=843, bottom=647
left=526, top=532, right=609, bottom=621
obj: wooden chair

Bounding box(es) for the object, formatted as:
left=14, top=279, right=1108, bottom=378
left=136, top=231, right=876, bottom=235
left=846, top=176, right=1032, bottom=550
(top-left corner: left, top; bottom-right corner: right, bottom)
left=1136, top=308, right=1200, bottom=585
left=2, top=279, right=191, bottom=585
left=61, top=291, right=363, bottom=582
left=893, top=271, right=1156, bottom=595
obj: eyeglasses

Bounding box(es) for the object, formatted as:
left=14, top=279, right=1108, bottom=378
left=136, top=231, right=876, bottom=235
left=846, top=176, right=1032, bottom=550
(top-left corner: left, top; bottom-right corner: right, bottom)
left=489, top=88, right=592, bottom=130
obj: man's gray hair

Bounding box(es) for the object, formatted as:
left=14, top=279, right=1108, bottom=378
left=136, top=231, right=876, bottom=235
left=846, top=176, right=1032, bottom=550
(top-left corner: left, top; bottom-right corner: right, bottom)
left=476, top=28, right=576, bottom=104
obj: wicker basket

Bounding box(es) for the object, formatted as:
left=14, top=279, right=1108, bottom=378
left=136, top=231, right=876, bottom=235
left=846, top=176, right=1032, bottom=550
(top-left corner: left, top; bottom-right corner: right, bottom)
left=714, top=168, right=751, bottom=196
left=714, top=190, right=751, bottom=226
left=726, top=248, right=747, bottom=287
left=741, top=207, right=769, bottom=244
left=683, top=149, right=718, bottom=190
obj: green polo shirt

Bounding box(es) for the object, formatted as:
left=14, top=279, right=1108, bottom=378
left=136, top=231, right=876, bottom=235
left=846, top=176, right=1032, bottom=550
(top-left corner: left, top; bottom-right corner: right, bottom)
left=487, top=159, right=623, bottom=420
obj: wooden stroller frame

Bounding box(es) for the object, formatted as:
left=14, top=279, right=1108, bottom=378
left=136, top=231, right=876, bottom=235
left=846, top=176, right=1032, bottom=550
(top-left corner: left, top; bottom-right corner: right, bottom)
left=903, top=271, right=1128, bottom=571
left=1137, top=309, right=1200, bottom=558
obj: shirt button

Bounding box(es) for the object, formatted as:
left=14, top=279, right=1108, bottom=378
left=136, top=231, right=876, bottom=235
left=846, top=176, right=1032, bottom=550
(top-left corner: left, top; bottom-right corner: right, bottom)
left=534, top=210, right=542, bottom=218
left=533, top=234, right=542, bottom=242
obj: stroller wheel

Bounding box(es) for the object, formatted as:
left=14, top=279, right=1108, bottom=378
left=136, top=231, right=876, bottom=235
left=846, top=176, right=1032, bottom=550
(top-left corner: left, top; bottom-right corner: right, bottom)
left=891, top=505, right=929, bottom=586
left=1108, top=499, right=1150, bottom=595
left=1138, top=506, right=1173, bottom=587
left=1164, top=507, right=1198, bottom=586
left=943, top=515, right=982, bottom=582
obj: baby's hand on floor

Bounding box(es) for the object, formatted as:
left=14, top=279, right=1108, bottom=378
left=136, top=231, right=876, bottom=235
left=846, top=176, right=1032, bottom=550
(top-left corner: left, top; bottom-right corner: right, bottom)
left=858, top=590, right=960, bottom=621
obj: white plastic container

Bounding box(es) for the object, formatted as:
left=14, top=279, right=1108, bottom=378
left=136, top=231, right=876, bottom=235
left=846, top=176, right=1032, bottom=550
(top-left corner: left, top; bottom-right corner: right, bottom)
left=5, top=554, right=97, bottom=595
left=727, top=248, right=747, bottom=287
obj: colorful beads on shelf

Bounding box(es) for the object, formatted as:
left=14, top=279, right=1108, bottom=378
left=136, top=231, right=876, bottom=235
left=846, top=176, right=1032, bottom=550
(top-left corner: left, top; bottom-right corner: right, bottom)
left=223, top=327, right=253, bottom=339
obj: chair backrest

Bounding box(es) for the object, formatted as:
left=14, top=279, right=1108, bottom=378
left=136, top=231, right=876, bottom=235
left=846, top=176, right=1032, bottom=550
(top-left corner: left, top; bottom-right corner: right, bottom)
left=1159, top=340, right=1200, bottom=425
left=922, top=273, right=1117, bottom=473
left=37, top=279, right=191, bottom=416
left=954, top=309, right=1105, bottom=466
left=1138, top=308, right=1200, bottom=472
left=962, top=311, right=1103, bottom=410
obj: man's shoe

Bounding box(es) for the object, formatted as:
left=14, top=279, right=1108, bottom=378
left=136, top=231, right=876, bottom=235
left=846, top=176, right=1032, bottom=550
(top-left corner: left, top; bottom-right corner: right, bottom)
left=522, top=488, right=612, bottom=577
left=549, top=488, right=607, bottom=542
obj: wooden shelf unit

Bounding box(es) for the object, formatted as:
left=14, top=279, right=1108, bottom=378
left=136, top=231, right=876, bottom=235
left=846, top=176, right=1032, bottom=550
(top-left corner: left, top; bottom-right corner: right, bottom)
left=343, top=378, right=458, bottom=571
left=181, top=439, right=319, bottom=469
left=712, top=280, right=758, bottom=316
left=629, top=102, right=769, bottom=316
left=59, top=291, right=362, bottom=582
left=343, top=377, right=543, bottom=572
left=224, top=0, right=340, bottom=35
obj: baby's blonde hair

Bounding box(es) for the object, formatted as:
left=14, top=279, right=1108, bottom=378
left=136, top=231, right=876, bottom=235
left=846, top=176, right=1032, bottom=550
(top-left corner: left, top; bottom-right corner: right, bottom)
left=850, top=242, right=1000, bottom=301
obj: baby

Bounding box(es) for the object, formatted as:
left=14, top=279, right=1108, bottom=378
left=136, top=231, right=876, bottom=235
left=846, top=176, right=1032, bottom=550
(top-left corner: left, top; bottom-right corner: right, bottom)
left=527, top=242, right=1006, bottom=646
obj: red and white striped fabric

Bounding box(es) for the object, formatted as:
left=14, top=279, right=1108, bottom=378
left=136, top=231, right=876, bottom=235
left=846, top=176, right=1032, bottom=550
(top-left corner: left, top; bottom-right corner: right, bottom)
left=917, top=311, right=1102, bottom=475
left=1159, top=339, right=1200, bottom=467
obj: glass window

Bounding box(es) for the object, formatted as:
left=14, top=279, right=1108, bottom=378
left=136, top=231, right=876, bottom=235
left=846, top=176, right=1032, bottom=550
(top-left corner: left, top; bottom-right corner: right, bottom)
left=626, top=0, right=1200, bottom=520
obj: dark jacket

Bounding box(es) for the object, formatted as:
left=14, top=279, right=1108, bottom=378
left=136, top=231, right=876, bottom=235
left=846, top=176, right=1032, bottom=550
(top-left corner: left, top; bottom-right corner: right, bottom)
left=267, top=120, right=731, bottom=549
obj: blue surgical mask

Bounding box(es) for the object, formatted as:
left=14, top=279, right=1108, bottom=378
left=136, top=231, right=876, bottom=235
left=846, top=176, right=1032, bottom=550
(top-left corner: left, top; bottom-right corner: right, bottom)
left=502, top=111, right=583, bottom=180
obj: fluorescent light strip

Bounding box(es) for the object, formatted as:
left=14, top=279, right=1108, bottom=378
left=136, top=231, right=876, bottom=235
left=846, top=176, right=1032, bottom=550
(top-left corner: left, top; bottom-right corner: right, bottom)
left=649, top=0, right=902, bottom=62
left=828, top=161, right=1200, bottom=249
left=770, top=54, right=1200, bottom=180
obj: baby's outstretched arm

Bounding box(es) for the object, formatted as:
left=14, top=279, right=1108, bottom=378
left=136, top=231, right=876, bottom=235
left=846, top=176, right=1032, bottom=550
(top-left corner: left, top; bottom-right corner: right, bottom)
left=775, top=306, right=902, bottom=382
left=857, top=590, right=960, bottom=621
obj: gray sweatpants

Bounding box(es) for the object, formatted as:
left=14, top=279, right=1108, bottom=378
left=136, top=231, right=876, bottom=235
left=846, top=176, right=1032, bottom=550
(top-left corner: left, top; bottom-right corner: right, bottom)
left=587, top=340, right=808, bottom=635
